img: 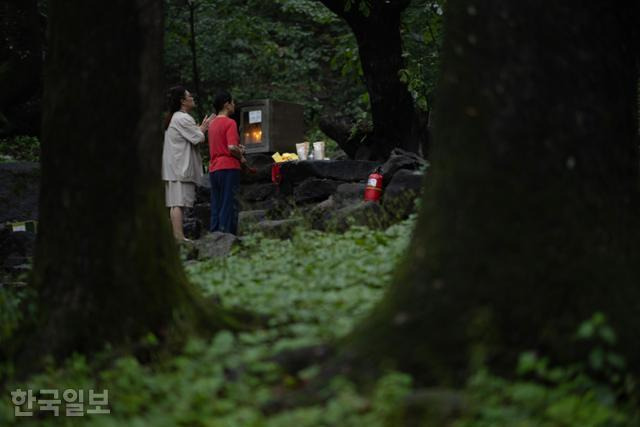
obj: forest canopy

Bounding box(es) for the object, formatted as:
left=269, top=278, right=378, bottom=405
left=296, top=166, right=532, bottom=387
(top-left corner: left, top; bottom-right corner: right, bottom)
left=164, top=0, right=443, bottom=138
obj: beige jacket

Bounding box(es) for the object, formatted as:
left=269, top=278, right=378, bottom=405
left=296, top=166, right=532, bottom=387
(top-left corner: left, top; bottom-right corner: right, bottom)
left=162, top=111, right=204, bottom=183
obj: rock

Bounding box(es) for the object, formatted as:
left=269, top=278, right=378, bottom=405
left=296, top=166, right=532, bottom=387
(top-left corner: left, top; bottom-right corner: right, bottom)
left=379, top=148, right=427, bottom=186
left=199, top=179, right=276, bottom=227
left=191, top=203, right=211, bottom=231
left=239, top=209, right=267, bottom=223
left=8, top=263, right=31, bottom=275
left=239, top=182, right=278, bottom=202
left=306, top=196, right=338, bottom=230
left=312, top=160, right=379, bottom=181
left=293, top=178, right=341, bottom=204
left=333, top=183, right=366, bottom=206
left=239, top=197, right=278, bottom=213
left=382, top=169, right=424, bottom=220
left=335, top=201, right=388, bottom=231
left=0, top=227, right=36, bottom=271
left=265, top=197, right=295, bottom=220
left=279, top=160, right=380, bottom=184
left=0, top=162, right=40, bottom=223
left=245, top=153, right=274, bottom=168
left=3, top=253, right=29, bottom=270
left=238, top=209, right=267, bottom=235
left=254, top=218, right=304, bottom=239
left=190, top=232, right=239, bottom=259
left=182, top=215, right=202, bottom=240
left=196, top=185, right=210, bottom=205
left=240, top=164, right=272, bottom=184
left=316, top=201, right=388, bottom=232
left=195, top=174, right=211, bottom=204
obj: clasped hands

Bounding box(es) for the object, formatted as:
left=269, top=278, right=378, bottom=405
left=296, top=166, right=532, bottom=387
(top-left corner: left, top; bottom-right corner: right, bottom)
left=199, top=113, right=215, bottom=132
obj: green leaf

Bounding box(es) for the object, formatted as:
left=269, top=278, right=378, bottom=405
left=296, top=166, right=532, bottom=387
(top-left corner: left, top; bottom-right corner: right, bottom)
left=576, top=321, right=595, bottom=340
left=516, top=351, right=538, bottom=375
left=606, top=353, right=625, bottom=370
left=589, top=347, right=605, bottom=371
left=599, top=326, right=617, bottom=345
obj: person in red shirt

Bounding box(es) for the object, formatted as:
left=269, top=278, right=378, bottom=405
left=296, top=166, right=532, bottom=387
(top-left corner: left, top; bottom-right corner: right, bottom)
left=208, top=91, right=245, bottom=234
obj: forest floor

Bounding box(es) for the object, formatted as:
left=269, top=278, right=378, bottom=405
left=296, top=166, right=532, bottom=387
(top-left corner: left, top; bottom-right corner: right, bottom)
left=1, top=217, right=638, bottom=426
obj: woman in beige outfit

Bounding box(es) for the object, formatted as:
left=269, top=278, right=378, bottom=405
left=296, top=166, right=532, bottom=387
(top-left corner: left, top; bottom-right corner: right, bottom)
left=162, top=86, right=212, bottom=241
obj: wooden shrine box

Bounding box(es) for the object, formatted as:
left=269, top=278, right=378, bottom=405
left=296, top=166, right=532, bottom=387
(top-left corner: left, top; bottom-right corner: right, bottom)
left=237, top=99, right=305, bottom=154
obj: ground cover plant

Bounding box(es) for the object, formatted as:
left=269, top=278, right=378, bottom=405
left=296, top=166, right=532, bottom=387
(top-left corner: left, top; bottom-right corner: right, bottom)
left=0, top=221, right=413, bottom=426
left=2, top=218, right=639, bottom=426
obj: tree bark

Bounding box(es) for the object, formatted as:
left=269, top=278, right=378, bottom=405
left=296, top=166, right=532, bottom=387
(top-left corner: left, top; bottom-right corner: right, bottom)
left=340, top=1, right=640, bottom=385
left=319, top=0, right=424, bottom=159
left=318, top=115, right=370, bottom=158
left=13, top=0, right=234, bottom=366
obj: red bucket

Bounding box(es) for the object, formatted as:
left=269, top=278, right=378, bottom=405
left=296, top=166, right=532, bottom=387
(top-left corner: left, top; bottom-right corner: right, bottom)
left=271, top=163, right=282, bottom=184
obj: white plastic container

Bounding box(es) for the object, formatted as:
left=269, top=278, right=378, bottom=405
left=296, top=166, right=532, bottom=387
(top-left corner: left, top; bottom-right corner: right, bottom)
left=296, top=142, right=309, bottom=160
left=313, top=141, right=325, bottom=160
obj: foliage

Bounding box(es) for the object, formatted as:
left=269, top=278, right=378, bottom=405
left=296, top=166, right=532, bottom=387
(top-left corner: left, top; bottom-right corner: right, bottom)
left=305, top=128, right=342, bottom=159
left=457, top=368, right=634, bottom=427
left=400, top=0, right=445, bottom=112
left=0, top=284, right=33, bottom=347
left=1, top=220, right=639, bottom=426
left=163, top=0, right=443, bottom=138
left=188, top=221, right=413, bottom=343
left=0, top=220, right=414, bottom=426
left=0, top=136, right=40, bottom=162
left=455, top=313, right=640, bottom=427
left=164, top=0, right=368, bottom=128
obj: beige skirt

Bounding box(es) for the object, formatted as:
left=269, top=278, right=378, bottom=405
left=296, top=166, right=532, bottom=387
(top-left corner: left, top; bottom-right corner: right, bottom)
left=165, top=181, right=196, bottom=207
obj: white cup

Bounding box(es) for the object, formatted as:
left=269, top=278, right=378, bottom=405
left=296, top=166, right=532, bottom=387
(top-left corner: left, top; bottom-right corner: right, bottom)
left=313, top=141, right=325, bottom=160
left=296, top=142, right=309, bottom=160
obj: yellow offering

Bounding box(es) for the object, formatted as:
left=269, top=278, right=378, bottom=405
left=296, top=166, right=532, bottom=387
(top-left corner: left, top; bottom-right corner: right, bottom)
left=272, top=152, right=299, bottom=163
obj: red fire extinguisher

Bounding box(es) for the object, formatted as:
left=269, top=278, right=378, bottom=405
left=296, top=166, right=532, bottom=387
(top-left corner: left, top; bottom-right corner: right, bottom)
left=364, top=167, right=383, bottom=202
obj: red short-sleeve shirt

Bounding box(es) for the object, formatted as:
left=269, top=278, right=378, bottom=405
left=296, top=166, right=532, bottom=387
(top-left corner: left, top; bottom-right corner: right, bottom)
left=208, top=116, right=241, bottom=172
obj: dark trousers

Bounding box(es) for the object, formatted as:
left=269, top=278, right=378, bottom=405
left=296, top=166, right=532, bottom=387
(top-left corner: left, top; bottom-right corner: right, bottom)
left=209, top=169, right=240, bottom=234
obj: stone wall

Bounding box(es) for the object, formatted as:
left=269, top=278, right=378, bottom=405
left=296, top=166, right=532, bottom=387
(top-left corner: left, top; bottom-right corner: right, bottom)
left=187, top=149, right=427, bottom=239
left=0, top=151, right=427, bottom=265
left=0, top=162, right=40, bottom=223
left=0, top=162, right=39, bottom=276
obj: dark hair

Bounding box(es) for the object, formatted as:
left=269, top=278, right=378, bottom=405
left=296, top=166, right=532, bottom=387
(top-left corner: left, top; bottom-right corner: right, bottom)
left=213, top=90, right=232, bottom=114
left=164, top=85, right=187, bottom=130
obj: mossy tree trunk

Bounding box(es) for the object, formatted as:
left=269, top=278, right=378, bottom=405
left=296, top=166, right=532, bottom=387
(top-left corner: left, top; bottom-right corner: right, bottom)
left=19, top=0, right=234, bottom=365
left=319, top=0, right=423, bottom=159
left=341, top=1, right=640, bottom=385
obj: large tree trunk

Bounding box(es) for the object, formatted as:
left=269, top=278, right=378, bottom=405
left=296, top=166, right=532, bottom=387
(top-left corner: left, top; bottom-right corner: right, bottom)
left=319, top=0, right=423, bottom=159
left=340, top=1, right=640, bottom=385
left=14, top=0, right=233, bottom=365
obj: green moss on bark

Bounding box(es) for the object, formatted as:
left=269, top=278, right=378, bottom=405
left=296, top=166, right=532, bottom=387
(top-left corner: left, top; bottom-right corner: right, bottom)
left=338, top=1, right=640, bottom=385
left=8, top=0, right=238, bottom=371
